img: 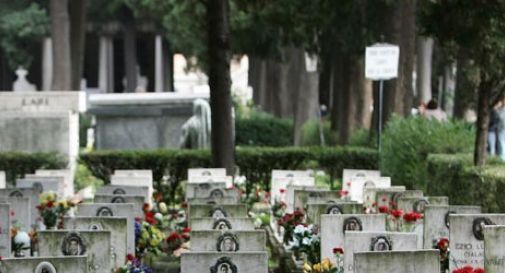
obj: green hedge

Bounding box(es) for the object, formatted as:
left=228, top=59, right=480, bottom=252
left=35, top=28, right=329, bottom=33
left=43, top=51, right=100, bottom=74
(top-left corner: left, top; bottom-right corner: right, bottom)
left=0, top=152, right=66, bottom=184
left=426, top=153, right=505, bottom=212
left=79, top=146, right=378, bottom=196
left=381, top=116, right=474, bottom=191
left=235, top=112, right=293, bottom=147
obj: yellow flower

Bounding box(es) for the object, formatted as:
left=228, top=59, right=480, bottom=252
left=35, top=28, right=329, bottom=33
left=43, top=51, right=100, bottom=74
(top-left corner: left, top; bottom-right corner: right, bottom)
left=59, top=200, right=69, bottom=209
left=303, top=263, right=312, bottom=272
left=313, top=263, right=321, bottom=272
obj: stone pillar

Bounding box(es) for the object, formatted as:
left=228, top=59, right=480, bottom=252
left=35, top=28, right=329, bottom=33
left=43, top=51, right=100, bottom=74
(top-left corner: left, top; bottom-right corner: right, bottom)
left=99, top=36, right=114, bottom=93
left=42, top=37, right=53, bottom=91
left=155, top=35, right=164, bottom=92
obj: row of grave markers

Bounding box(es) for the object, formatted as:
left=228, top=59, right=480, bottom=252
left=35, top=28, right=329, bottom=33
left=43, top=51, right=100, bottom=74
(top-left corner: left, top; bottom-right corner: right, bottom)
left=270, top=168, right=505, bottom=273
left=183, top=168, right=268, bottom=273
left=0, top=169, right=154, bottom=273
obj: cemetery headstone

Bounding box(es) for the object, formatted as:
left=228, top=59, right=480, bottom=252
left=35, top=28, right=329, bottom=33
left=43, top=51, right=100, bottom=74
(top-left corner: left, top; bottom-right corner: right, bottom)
left=188, top=196, right=241, bottom=205
left=344, top=231, right=418, bottom=273
left=181, top=252, right=268, bottom=273
left=320, top=214, right=387, bottom=263
left=190, top=217, right=255, bottom=231
left=95, top=185, right=150, bottom=201
left=189, top=204, right=248, bottom=220
left=0, top=196, right=31, bottom=231
left=286, top=185, right=327, bottom=213
left=449, top=214, right=505, bottom=272
left=423, top=205, right=481, bottom=249
left=114, top=169, right=153, bottom=180
left=17, top=177, right=63, bottom=197
left=93, top=194, right=144, bottom=214
left=353, top=250, right=439, bottom=273
left=363, top=186, right=406, bottom=213
left=345, top=177, right=391, bottom=203
left=0, top=256, right=88, bottom=273
left=34, top=169, right=74, bottom=197
left=270, top=177, right=315, bottom=208
left=190, top=230, right=266, bottom=252
left=484, top=225, right=505, bottom=273
left=271, top=169, right=314, bottom=179
left=64, top=217, right=128, bottom=269
left=306, top=202, right=363, bottom=227
left=0, top=171, right=5, bottom=188
left=342, top=169, right=381, bottom=186
left=75, top=203, right=137, bottom=254
left=0, top=188, right=39, bottom=228
left=38, top=230, right=112, bottom=273
left=0, top=203, right=10, bottom=257
left=188, top=168, right=227, bottom=181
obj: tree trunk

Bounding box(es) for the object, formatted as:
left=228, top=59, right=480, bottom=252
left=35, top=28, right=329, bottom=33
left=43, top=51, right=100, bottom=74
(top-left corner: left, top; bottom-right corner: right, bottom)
left=123, top=7, right=137, bottom=92
left=207, top=0, right=235, bottom=174
left=382, top=0, right=417, bottom=122
left=453, top=50, right=478, bottom=119
left=474, top=78, right=491, bottom=166
left=69, top=0, right=87, bottom=91
left=416, top=36, right=434, bottom=104
left=319, top=55, right=332, bottom=109
left=292, top=48, right=319, bottom=146
left=50, top=0, right=72, bottom=90
left=330, top=49, right=344, bottom=132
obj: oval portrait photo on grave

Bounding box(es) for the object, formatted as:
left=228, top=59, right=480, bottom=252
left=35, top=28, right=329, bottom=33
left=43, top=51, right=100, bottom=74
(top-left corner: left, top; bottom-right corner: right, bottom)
left=326, top=204, right=343, bottom=215
left=343, top=217, right=363, bottom=232
left=33, top=182, right=44, bottom=194
left=217, top=232, right=239, bottom=252
left=112, top=188, right=126, bottom=195
left=370, top=236, right=393, bottom=251
left=445, top=210, right=456, bottom=228
left=9, top=190, right=23, bottom=197
left=61, top=232, right=87, bottom=256
left=210, top=207, right=227, bottom=219
left=210, top=189, right=224, bottom=199
left=413, top=199, right=429, bottom=214
left=210, top=257, right=238, bottom=273
left=473, top=217, right=495, bottom=241
left=96, top=206, right=113, bottom=217
left=34, top=261, right=57, bottom=273
left=89, top=223, right=103, bottom=231
left=111, top=196, right=125, bottom=203
left=213, top=218, right=232, bottom=230
left=363, top=180, right=376, bottom=189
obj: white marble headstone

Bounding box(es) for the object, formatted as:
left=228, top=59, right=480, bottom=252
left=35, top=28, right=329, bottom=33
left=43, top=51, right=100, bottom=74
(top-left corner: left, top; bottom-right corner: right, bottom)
left=271, top=169, right=314, bottom=179
left=353, top=250, right=439, bottom=273
left=181, top=252, right=268, bottom=273
left=484, top=225, right=505, bottom=273
left=75, top=203, right=136, bottom=254
left=342, top=169, right=381, bottom=185
left=345, top=177, right=391, bottom=203
left=270, top=177, right=315, bottom=206
left=449, top=214, right=505, bottom=272
left=320, top=214, right=387, bottom=263
left=38, top=230, right=112, bottom=273
left=0, top=188, right=39, bottom=228
left=34, top=169, right=74, bottom=197
left=0, top=171, right=5, bottom=189
left=188, top=168, right=226, bottom=181
left=0, top=203, right=10, bottom=257
left=423, top=205, right=481, bottom=249
left=0, top=196, right=31, bottom=231
left=344, top=231, right=418, bottom=273
left=0, top=256, right=88, bottom=273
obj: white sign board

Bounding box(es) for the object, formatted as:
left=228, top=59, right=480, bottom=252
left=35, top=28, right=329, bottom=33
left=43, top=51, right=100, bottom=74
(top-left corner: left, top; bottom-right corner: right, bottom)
left=365, top=44, right=400, bottom=80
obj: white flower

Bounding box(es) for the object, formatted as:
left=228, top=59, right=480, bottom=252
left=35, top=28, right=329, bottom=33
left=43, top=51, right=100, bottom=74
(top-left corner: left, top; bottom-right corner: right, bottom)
left=289, top=239, right=300, bottom=248
left=294, top=225, right=305, bottom=234
left=158, top=202, right=167, bottom=214
left=254, top=218, right=262, bottom=228
left=154, top=212, right=163, bottom=221
left=307, top=224, right=314, bottom=232
left=302, top=237, right=311, bottom=246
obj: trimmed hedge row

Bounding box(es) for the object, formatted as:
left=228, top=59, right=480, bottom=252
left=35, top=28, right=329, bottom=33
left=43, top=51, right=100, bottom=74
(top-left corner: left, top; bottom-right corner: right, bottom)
left=426, top=153, right=505, bottom=212
left=0, top=152, right=66, bottom=183
left=79, top=146, right=379, bottom=195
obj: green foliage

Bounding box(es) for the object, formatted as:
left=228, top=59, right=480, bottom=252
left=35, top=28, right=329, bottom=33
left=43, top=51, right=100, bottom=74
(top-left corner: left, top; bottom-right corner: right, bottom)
left=0, top=152, right=66, bottom=185
left=79, top=146, right=378, bottom=197
left=74, top=163, right=104, bottom=192
left=381, top=116, right=475, bottom=190
left=348, top=129, right=376, bottom=148
left=301, top=119, right=338, bottom=146
left=235, top=111, right=293, bottom=147
left=0, top=3, right=48, bottom=70
left=426, top=153, right=505, bottom=212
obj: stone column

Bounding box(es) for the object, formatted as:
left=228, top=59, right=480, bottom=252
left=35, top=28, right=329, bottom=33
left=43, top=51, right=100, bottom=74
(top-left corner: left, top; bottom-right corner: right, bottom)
left=99, top=36, right=114, bottom=93
left=42, top=37, right=53, bottom=91
left=155, top=35, right=164, bottom=92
